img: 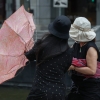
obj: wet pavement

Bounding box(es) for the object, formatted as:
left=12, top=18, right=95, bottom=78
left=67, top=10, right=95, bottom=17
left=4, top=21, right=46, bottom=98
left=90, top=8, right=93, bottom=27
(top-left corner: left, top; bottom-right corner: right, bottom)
left=0, top=86, right=30, bottom=100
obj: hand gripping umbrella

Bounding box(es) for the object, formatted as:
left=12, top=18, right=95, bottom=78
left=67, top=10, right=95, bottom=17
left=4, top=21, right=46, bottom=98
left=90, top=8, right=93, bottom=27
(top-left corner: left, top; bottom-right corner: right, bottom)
left=0, top=5, right=36, bottom=84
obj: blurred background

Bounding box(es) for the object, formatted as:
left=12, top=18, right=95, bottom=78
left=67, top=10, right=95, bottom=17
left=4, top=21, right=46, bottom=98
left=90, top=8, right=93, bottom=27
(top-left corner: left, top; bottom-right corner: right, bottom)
left=0, top=0, right=100, bottom=100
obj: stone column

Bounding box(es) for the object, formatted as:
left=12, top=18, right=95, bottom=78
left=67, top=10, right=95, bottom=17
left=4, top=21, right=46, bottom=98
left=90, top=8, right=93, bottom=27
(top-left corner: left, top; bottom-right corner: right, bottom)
left=15, top=0, right=20, bottom=10
left=5, top=0, right=13, bottom=18
left=30, top=0, right=51, bottom=30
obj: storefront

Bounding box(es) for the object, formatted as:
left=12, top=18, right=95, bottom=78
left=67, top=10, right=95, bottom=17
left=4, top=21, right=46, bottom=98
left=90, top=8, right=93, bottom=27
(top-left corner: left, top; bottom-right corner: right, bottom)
left=0, top=0, right=30, bottom=24
left=65, top=0, right=96, bottom=26
left=0, top=0, right=100, bottom=34
left=20, top=0, right=30, bottom=11
left=0, top=0, right=99, bottom=25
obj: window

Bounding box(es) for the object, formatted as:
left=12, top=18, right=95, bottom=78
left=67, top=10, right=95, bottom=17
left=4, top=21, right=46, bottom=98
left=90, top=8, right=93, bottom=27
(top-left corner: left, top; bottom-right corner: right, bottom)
left=0, top=0, right=6, bottom=24
left=65, top=0, right=96, bottom=25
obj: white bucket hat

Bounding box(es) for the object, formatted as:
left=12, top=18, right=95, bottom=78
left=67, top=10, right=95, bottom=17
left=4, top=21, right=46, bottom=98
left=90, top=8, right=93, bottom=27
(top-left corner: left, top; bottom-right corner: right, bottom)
left=69, top=17, right=96, bottom=42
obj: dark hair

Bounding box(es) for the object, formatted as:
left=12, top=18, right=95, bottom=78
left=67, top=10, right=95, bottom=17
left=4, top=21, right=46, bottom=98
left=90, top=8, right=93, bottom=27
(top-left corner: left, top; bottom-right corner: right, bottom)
left=92, top=38, right=96, bottom=42
left=34, top=33, right=69, bottom=65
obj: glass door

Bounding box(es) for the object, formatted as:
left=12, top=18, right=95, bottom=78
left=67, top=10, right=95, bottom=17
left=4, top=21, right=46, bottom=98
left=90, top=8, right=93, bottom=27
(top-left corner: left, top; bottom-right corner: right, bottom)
left=65, top=0, right=96, bottom=25
left=0, top=0, right=6, bottom=24
left=20, top=0, right=30, bottom=12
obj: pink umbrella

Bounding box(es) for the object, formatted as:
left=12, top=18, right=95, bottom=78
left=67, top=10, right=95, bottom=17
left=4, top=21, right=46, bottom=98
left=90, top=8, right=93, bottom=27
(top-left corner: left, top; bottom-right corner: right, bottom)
left=0, top=5, right=36, bottom=84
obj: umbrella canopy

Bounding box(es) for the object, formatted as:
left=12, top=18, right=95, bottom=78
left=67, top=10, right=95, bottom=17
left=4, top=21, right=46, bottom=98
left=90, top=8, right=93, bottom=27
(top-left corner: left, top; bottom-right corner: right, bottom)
left=0, top=5, right=36, bottom=84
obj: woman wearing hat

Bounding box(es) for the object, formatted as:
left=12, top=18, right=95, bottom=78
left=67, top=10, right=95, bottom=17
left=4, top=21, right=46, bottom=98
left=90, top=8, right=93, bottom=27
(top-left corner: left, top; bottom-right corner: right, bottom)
left=68, top=17, right=100, bottom=100
left=25, top=15, right=73, bottom=100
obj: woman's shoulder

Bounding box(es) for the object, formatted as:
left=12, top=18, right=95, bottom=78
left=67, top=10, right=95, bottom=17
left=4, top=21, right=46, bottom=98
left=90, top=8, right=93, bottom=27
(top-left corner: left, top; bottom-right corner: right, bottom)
left=60, top=48, right=73, bottom=59
left=86, top=41, right=100, bottom=57
left=86, top=41, right=98, bottom=51
left=65, top=48, right=73, bottom=66
left=65, top=48, right=73, bottom=59
left=87, top=41, right=96, bottom=47
left=67, top=48, right=73, bottom=54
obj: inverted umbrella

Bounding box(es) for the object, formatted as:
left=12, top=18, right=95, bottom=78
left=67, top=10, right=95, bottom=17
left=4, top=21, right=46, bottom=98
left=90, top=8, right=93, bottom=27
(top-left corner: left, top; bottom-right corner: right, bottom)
left=0, top=5, right=36, bottom=84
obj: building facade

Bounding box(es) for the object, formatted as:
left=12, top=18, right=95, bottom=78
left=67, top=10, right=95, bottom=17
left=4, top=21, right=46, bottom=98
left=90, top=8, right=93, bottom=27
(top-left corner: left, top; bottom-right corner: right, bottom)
left=0, top=0, right=100, bottom=41
left=0, top=0, right=100, bottom=26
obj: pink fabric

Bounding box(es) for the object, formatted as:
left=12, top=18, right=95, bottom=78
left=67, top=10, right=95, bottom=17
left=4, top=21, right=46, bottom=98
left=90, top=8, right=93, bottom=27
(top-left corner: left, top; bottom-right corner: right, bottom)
left=72, top=58, right=100, bottom=78
left=0, top=6, right=36, bottom=84
left=72, top=58, right=86, bottom=67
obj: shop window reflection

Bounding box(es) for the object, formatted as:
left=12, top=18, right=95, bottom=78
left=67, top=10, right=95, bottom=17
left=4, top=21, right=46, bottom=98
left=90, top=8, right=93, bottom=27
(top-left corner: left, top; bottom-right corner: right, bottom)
left=65, top=0, right=96, bottom=25
left=0, top=0, right=6, bottom=24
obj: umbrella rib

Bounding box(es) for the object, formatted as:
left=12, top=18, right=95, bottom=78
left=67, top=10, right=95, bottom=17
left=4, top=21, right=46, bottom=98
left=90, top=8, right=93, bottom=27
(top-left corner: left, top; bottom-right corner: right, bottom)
left=22, top=6, right=35, bottom=52
left=7, top=55, right=26, bottom=74
left=0, top=55, right=26, bottom=76
left=23, top=7, right=34, bottom=36
left=1, top=23, right=26, bottom=56
left=5, top=22, right=26, bottom=44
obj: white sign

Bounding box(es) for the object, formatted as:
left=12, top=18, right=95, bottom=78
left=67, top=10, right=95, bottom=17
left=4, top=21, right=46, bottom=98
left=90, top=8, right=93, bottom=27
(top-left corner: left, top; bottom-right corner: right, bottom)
left=53, top=0, right=68, bottom=8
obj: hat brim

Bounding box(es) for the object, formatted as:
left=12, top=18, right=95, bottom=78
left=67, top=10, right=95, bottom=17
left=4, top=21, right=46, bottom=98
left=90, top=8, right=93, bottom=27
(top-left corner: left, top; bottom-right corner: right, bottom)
left=69, top=25, right=96, bottom=42
left=48, top=22, right=69, bottom=39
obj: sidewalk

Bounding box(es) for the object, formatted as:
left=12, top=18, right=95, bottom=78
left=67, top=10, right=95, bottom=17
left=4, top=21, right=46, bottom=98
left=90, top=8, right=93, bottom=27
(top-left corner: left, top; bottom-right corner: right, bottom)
left=0, top=86, right=30, bottom=100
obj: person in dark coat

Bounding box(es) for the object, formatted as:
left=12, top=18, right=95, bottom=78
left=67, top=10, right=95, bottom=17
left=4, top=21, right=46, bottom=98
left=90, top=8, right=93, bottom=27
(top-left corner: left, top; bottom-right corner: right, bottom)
left=67, top=17, right=100, bottom=100
left=25, top=15, right=74, bottom=100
